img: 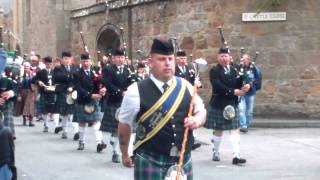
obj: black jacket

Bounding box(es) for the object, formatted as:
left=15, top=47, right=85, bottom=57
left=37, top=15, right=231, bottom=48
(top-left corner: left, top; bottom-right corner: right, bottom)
left=52, top=65, right=78, bottom=93
left=32, top=68, right=53, bottom=93
left=102, top=64, right=131, bottom=107
left=175, top=65, right=196, bottom=85
left=73, top=68, right=99, bottom=105
left=209, top=64, right=243, bottom=109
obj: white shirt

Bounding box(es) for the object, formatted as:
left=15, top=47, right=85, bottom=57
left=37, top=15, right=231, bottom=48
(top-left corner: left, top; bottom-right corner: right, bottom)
left=178, top=65, right=186, bottom=74
left=118, top=74, right=206, bottom=128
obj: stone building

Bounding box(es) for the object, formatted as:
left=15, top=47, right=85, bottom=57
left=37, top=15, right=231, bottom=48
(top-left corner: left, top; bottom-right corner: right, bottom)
left=16, top=0, right=320, bottom=119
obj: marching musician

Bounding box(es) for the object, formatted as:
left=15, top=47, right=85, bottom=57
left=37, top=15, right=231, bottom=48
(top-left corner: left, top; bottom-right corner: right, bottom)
left=52, top=52, right=79, bottom=140
left=175, top=50, right=196, bottom=85
left=0, top=68, right=16, bottom=139
left=72, top=54, right=106, bottom=151
left=100, top=49, right=131, bottom=163
left=175, top=50, right=202, bottom=151
left=118, top=38, right=206, bottom=179
left=204, top=47, right=250, bottom=165
left=32, top=56, right=60, bottom=133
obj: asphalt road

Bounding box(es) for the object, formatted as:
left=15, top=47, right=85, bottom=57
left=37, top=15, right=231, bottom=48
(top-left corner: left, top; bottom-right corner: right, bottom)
left=13, top=119, right=320, bottom=180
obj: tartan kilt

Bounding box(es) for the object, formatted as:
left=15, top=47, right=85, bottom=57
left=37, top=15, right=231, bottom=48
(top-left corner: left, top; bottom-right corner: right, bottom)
left=0, top=101, right=15, bottom=135
left=204, top=105, right=239, bottom=130
left=38, top=92, right=59, bottom=114
left=134, top=150, right=193, bottom=180
left=73, top=102, right=102, bottom=123
left=100, top=105, right=119, bottom=133
left=56, top=93, right=74, bottom=115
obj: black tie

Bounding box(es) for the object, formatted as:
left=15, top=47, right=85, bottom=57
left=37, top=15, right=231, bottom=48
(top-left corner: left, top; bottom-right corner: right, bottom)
left=86, top=70, right=90, bottom=76
left=162, top=83, right=169, bottom=93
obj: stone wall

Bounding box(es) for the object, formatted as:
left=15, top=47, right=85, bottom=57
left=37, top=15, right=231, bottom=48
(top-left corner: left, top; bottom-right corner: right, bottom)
left=22, top=0, right=57, bottom=56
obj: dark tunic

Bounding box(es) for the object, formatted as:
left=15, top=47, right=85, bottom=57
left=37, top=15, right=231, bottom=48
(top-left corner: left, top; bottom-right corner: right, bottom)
left=175, top=65, right=196, bottom=85
left=32, top=68, right=59, bottom=114
left=52, top=65, right=78, bottom=115
left=100, top=64, right=131, bottom=133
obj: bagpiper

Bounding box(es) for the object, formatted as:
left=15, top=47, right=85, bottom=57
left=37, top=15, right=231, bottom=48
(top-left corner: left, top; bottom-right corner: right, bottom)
left=100, top=49, right=131, bottom=163
left=73, top=54, right=106, bottom=151
left=52, top=51, right=79, bottom=140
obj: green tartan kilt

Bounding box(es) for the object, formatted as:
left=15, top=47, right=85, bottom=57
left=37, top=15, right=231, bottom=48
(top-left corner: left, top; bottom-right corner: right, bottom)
left=134, top=150, right=193, bottom=180
left=73, top=102, right=102, bottom=123
left=56, top=93, right=74, bottom=115
left=38, top=93, right=59, bottom=114
left=100, top=105, right=118, bottom=134
left=204, top=105, right=239, bottom=130
left=0, top=101, right=15, bottom=135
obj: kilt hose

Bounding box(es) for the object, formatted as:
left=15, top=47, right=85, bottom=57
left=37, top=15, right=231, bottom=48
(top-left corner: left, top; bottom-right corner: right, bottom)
left=204, top=105, right=240, bottom=130
left=56, top=93, right=74, bottom=115
left=73, top=102, right=102, bottom=123
left=100, top=105, right=118, bottom=134
left=1, top=101, right=15, bottom=136
left=134, top=150, right=193, bottom=180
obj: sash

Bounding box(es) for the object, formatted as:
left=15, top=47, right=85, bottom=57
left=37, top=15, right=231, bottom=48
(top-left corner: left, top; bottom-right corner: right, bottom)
left=134, top=77, right=187, bottom=150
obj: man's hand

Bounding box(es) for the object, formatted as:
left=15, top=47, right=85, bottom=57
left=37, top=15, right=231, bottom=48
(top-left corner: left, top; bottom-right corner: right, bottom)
left=0, top=97, right=5, bottom=106
left=184, top=116, right=199, bottom=130
left=121, top=154, right=133, bottom=168
left=234, top=89, right=246, bottom=96
left=38, top=81, right=45, bottom=87
left=91, top=94, right=102, bottom=101
left=241, top=83, right=251, bottom=92
left=1, top=91, right=13, bottom=100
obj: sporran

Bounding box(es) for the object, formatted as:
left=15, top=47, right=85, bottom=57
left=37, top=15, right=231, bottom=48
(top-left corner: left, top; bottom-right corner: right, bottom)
left=223, top=105, right=235, bottom=120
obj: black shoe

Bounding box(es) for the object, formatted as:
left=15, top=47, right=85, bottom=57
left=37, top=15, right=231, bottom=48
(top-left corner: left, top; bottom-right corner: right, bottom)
left=29, top=123, right=35, bottom=127
left=73, top=132, right=80, bottom=141
left=240, top=128, right=248, bottom=133
left=191, top=142, right=201, bottom=150
left=61, top=132, right=68, bottom=139
left=112, top=153, right=120, bottom=163
left=43, top=126, right=49, bottom=133
left=77, top=141, right=85, bottom=150
left=212, top=151, right=220, bottom=161
left=232, top=157, right=246, bottom=165
left=96, top=142, right=107, bottom=153
left=54, top=127, right=63, bottom=134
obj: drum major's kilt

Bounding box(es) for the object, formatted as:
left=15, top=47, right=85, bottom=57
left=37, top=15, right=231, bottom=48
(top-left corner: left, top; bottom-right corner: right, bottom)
left=73, top=102, right=102, bottom=123
left=100, top=105, right=118, bottom=134
left=134, top=150, right=193, bottom=180
left=204, top=105, right=239, bottom=130
left=56, top=93, right=74, bottom=115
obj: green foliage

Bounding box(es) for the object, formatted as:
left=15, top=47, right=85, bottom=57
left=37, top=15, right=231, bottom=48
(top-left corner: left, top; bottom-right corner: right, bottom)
left=256, top=0, right=288, bottom=13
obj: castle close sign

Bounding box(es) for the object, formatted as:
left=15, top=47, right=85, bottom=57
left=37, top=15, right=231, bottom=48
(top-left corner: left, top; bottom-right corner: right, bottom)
left=242, top=12, right=286, bottom=22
